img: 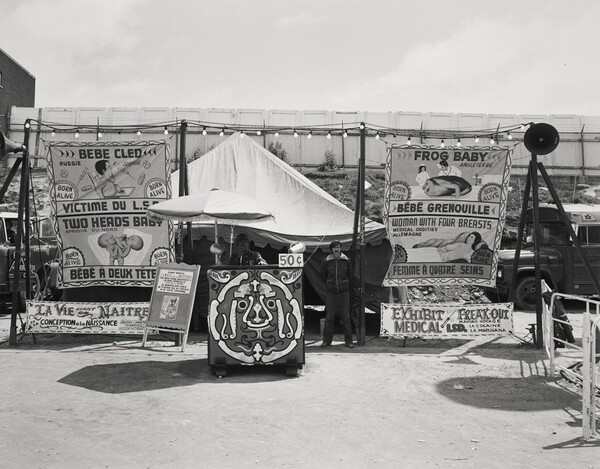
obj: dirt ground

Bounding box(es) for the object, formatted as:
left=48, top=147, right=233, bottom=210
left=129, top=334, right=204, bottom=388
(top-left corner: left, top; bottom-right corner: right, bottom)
left=0, top=309, right=599, bottom=469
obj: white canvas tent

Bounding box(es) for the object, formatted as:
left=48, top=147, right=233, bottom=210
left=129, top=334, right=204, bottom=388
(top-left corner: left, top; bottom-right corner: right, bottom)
left=171, top=132, right=396, bottom=317
left=171, top=132, right=387, bottom=249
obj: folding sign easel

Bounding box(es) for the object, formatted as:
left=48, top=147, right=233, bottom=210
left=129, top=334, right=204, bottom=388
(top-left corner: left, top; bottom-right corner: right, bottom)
left=142, top=262, right=201, bottom=352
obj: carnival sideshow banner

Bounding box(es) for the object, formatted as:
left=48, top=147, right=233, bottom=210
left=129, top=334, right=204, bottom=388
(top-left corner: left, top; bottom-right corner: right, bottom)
left=384, top=145, right=512, bottom=287
left=47, top=141, right=175, bottom=288
left=381, top=303, right=514, bottom=339
left=26, top=301, right=149, bottom=334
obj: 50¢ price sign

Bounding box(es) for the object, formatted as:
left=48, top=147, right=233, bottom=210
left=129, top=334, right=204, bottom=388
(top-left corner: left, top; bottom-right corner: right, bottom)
left=279, top=253, right=304, bottom=268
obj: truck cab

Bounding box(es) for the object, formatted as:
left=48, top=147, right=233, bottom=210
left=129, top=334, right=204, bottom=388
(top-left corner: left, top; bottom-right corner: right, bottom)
left=0, top=212, right=59, bottom=302
left=490, top=204, right=600, bottom=310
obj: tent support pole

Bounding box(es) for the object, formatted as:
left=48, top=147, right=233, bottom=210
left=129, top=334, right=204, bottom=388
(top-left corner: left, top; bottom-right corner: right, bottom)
left=350, top=134, right=361, bottom=344
left=180, top=121, right=193, bottom=260
left=357, top=124, right=366, bottom=345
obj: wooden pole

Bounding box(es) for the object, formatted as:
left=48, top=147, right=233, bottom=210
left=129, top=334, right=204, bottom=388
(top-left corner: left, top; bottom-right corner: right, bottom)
left=350, top=128, right=361, bottom=343
left=509, top=165, right=532, bottom=304
left=580, top=124, right=586, bottom=178
left=9, top=121, right=30, bottom=345
left=358, top=123, right=366, bottom=345
left=176, top=120, right=187, bottom=263
left=179, top=121, right=193, bottom=259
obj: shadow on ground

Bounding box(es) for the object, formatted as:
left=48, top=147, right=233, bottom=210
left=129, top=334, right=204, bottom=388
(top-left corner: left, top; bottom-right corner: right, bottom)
left=58, top=357, right=292, bottom=393
left=437, top=375, right=582, bottom=411
left=543, top=436, right=600, bottom=450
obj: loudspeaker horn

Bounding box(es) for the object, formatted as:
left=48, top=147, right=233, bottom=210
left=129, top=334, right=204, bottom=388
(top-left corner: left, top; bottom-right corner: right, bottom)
left=0, top=131, right=25, bottom=158
left=523, top=123, right=559, bottom=155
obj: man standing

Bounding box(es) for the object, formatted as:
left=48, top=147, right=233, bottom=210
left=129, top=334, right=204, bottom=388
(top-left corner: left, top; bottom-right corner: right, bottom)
left=320, top=240, right=354, bottom=348
left=438, top=159, right=462, bottom=177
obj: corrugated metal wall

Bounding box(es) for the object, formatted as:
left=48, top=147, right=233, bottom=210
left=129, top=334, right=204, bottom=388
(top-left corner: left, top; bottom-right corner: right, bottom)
left=7, top=106, right=600, bottom=177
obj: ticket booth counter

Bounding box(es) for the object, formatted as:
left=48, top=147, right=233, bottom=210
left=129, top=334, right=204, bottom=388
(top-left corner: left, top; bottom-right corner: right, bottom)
left=207, top=265, right=304, bottom=377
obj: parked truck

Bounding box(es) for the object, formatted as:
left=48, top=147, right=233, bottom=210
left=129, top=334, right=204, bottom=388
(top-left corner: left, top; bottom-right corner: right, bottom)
left=0, top=212, right=59, bottom=312
left=487, top=204, right=600, bottom=310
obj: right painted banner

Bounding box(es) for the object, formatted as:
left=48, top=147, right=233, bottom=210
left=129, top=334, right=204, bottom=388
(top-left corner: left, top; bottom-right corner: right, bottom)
left=383, top=145, right=512, bottom=287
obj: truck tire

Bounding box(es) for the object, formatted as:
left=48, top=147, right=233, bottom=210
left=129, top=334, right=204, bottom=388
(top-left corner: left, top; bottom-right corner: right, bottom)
left=515, top=276, right=538, bottom=311
left=481, top=288, right=508, bottom=303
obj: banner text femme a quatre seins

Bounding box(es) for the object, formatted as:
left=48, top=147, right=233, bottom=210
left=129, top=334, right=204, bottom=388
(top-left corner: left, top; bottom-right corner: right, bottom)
left=47, top=141, right=175, bottom=287
left=384, top=146, right=511, bottom=287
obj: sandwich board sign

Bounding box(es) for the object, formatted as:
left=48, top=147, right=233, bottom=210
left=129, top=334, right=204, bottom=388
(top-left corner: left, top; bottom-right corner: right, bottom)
left=142, top=262, right=201, bottom=351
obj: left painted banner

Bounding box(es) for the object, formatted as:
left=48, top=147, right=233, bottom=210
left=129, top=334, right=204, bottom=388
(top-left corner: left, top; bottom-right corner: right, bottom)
left=47, top=141, right=175, bottom=287
left=26, top=301, right=150, bottom=334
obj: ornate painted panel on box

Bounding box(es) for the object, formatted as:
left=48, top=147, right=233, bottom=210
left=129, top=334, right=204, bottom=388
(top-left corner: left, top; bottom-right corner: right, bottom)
left=207, top=267, right=304, bottom=367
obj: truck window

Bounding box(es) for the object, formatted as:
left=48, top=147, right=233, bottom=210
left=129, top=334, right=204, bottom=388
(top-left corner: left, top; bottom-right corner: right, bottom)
left=579, top=226, right=600, bottom=245
left=526, top=223, right=568, bottom=244
left=5, top=220, right=16, bottom=244
left=38, top=218, right=55, bottom=238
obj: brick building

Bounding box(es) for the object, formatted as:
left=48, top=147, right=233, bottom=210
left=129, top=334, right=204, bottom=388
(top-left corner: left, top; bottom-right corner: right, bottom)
left=0, top=48, right=35, bottom=133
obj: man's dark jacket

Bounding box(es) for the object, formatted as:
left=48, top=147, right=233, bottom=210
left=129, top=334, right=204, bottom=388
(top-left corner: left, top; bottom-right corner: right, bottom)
left=321, top=253, right=353, bottom=293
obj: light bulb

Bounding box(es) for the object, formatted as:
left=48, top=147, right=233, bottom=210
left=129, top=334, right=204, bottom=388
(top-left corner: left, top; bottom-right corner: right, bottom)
left=507, top=132, right=512, bottom=140
left=343, top=130, right=348, bottom=138
left=97, top=132, right=102, bottom=138
left=307, top=132, right=312, bottom=139
left=375, top=132, right=380, bottom=140
left=75, top=130, right=80, bottom=139
left=164, top=127, right=169, bottom=135
left=440, top=139, right=445, bottom=148
left=457, top=139, right=461, bottom=147
left=294, top=130, right=298, bottom=138
left=490, top=138, right=495, bottom=145
left=326, top=132, right=331, bottom=139
left=475, top=137, right=479, bottom=143
left=274, top=131, right=279, bottom=138
left=240, top=132, right=245, bottom=138
left=256, top=130, right=261, bottom=136
left=220, top=129, right=225, bottom=137
left=137, top=130, right=142, bottom=136
left=359, top=123, right=365, bottom=130
left=25, top=121, right=30, bottom=129
left=51, top=130, right=56, bottom=137
left=407, top=136, right=412, bottom=146
left=202, top=127, right=207, bottom=136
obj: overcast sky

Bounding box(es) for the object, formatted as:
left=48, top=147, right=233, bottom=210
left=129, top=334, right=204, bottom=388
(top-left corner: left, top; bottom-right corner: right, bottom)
left=2, top=0, right=599, bottom=116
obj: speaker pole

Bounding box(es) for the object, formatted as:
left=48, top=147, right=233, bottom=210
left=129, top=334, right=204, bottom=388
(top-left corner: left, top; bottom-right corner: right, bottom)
left=521, top=122, right=560, bottom=349
left=529, top=150, right=544, bottom=349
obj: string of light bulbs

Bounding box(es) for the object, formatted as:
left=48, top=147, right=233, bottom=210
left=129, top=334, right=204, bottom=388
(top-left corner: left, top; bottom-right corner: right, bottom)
left=20, top=118, right=532, bottom=144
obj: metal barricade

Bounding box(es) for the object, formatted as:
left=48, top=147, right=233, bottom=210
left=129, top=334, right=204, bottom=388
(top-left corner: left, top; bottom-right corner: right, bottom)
left=543, top=292, right=600, bottom=439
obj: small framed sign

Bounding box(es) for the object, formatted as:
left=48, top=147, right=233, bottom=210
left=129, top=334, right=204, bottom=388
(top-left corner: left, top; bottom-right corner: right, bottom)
left=278, top=253, right=304, bottom=268
left=142, top=262, right=201, bottom=351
